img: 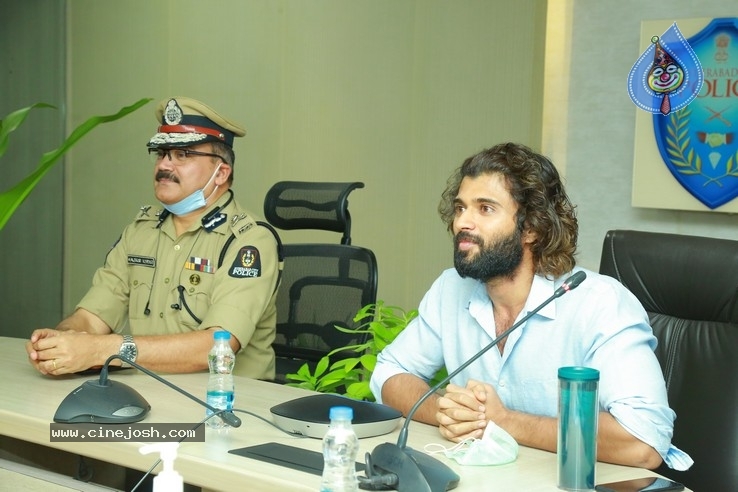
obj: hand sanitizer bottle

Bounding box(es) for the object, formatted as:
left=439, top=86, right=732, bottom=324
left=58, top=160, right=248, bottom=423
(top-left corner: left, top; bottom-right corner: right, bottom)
left=139, top=442, right=184, bottom=492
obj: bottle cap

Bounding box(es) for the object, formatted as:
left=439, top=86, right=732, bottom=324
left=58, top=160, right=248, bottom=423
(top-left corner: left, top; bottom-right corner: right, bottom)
left=558, top=366, right=599, bottom=381
left=329, top=406, right=354, bottom=421
left=213, top=330, right=231, bottom=340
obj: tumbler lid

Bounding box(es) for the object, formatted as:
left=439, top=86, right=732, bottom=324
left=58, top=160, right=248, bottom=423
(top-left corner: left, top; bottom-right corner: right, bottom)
left=558, top=366, right=600, bottom=381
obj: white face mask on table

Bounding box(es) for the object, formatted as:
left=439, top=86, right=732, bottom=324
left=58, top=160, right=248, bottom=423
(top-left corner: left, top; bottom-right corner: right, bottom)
left=424, top=420, right=519, bottom=466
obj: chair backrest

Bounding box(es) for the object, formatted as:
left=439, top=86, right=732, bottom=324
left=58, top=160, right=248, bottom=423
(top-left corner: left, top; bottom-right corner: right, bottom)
left=599, top=229, right=738, bottom=492
left=263, top=181, right=365, bottom=245
left=263, top=181, right=378, bottom=383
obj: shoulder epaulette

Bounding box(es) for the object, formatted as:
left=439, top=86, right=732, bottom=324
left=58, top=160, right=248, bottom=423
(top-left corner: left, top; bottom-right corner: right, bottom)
left=134, top=205, right=164, bottom=222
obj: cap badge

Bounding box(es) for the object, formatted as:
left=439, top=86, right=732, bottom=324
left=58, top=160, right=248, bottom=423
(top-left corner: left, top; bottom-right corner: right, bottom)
left=163, top=99, right=184, bottom=125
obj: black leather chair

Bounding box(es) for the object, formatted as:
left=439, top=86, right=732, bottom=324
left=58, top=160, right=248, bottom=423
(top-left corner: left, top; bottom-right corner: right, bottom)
left=599, top=229, right=738, bottom=492
left=263, top=181, right=378, bottom=383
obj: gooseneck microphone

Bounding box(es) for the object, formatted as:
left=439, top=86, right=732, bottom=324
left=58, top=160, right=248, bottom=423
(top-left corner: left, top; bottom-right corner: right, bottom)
left=364, top=271, right=587, bottom=492
left=54, top=354, right=242, bottom=428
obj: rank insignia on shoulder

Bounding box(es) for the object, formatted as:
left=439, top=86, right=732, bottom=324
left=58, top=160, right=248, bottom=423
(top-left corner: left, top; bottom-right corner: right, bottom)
left=203, top=212, right=227, bottom=231
left=228, top=246, right=261, bottom=278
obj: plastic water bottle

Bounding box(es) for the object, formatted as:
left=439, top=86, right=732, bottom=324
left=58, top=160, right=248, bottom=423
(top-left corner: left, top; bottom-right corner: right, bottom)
left=206, top=330, right=235, bottom=429
left=320, top=406, right=359, bottom=492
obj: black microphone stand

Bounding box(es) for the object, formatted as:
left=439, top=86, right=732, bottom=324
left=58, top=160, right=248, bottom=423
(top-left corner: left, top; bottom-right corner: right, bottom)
left=54, top=354, right=242, bottom=428
left=364, top=271, right=586, bottom=492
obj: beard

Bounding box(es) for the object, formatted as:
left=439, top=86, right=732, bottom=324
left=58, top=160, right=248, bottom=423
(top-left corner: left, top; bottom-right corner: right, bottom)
left=454, top=227, right=524, bottom=282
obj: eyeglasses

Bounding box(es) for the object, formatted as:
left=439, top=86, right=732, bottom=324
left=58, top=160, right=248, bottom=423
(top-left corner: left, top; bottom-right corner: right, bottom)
left=148, top=148, right=224, bottom=165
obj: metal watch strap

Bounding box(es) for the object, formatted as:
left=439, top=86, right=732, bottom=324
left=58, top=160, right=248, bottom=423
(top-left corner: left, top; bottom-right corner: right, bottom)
left=119, top=334, right=136, bottom=366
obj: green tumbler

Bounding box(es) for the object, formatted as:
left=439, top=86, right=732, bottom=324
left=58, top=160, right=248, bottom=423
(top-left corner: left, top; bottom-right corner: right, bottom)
left=557, top=366, right=599, bottom=491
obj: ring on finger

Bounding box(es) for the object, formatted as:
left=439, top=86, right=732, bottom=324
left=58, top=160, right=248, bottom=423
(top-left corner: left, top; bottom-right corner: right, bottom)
left=52, top=359, right=57, bottom=370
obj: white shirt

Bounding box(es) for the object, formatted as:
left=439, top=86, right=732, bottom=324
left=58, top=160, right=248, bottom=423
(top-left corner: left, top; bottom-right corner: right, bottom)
left=370, top=267, right=692, bottom=470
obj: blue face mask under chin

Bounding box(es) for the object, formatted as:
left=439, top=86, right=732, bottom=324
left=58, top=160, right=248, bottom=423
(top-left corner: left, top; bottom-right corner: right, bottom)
left=161, top=164, right=221, bottom=216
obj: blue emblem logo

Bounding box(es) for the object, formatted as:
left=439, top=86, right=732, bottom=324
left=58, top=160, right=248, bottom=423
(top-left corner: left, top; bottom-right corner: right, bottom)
left=652, top=18, right=738, bottom=209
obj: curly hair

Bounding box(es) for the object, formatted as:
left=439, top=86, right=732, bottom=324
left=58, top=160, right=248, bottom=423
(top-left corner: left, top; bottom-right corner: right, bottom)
left=438, top=142, right=578, bottom=278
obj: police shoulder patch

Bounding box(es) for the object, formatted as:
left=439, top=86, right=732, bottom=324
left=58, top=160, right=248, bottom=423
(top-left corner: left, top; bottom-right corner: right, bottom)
left=228, top=246, right=261, bottom=278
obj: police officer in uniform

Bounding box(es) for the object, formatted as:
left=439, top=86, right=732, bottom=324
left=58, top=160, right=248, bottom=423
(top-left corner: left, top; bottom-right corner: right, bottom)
left=26, top=97, right=281, bottom=380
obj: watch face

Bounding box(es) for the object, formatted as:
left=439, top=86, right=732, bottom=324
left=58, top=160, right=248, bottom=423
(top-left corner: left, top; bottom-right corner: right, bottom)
left=120, top=343, right=137, bottom=362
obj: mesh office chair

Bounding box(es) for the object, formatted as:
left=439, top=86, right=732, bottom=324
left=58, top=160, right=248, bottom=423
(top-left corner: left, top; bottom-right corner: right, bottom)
left=599, top=229, right=738, bottom=492
left=263, top=181, right=378, bottom=383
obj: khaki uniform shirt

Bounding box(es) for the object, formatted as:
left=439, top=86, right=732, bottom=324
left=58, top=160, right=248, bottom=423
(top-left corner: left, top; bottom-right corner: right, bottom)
left=77, top=191, right=281, bottom=379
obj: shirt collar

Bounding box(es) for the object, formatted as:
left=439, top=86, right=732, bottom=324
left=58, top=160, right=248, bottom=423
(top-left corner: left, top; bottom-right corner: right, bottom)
left=524, top=274, right=558, bottom=321
left=467, top=273, right=559, bottom=323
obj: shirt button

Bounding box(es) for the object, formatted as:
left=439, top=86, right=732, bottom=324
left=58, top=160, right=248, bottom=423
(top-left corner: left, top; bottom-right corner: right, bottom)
left=133, top=280, right=138, bottom=286
left=499, top=380, right=506, bottom=388
left=174, top=244, right=181, bottom=251
left=189, top=287, right=195, bottom=293
left=159, top=312, right=164, bottom=318
left=164, top=278, right=170, bottom=284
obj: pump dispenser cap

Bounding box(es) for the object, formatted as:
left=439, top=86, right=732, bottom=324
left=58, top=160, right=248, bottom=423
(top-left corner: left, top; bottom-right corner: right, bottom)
left=139, top=442, right=184, bottom=492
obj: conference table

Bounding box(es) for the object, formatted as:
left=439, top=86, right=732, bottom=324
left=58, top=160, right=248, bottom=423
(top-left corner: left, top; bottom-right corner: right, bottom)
left=0, top=336, right=685, bottom=491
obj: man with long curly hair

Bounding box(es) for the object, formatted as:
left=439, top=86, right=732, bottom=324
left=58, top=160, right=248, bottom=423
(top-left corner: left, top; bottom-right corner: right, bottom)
left=370, top=143, right=691, bottom=470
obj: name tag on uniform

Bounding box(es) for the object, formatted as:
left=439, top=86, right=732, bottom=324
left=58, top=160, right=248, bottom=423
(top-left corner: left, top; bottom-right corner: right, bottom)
left=128, top=255, right=156, bottom=268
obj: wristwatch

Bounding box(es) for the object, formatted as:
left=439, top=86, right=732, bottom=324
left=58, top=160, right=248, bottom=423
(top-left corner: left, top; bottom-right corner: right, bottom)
left=119, top=335, right=138, bottom=366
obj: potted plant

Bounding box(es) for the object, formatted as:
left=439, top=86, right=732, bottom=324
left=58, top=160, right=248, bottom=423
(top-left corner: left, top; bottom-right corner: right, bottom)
left=285, top=301, right=446, bottom=401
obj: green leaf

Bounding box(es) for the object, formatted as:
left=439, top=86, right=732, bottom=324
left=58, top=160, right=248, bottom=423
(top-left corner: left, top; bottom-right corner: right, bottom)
left=0, top=98, right=152, bottom=231
left=345, top=382, right=373, bottom=401
left=313, top=356, right=331, bottom=377
left=359, top=353, right=377, bottom=371
left=0, top=103, right=55, bottom=158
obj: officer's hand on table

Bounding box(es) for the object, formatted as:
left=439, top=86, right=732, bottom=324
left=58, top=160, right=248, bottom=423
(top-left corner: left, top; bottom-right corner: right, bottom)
left=26, top=329, right=111, bottom=375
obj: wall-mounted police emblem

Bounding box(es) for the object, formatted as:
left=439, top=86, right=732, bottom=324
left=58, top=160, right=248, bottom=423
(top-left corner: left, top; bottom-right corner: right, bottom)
left=228, top=246, right=262, bottom=278
left=652, top=18, right=738, bottom=209
left=163, top=99, right=184, bottom=125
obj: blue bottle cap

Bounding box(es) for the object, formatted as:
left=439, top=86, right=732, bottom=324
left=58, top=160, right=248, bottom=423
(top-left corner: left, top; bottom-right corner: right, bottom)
left=329, top=406, right=354, bottom=421
left=558, top=366, right=599, bottom=381
left=213, top=330, right=231, bottom=340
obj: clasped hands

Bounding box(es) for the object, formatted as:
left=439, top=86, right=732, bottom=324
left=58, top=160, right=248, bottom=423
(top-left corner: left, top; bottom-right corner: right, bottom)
left=436, top=378, right=509, bottom=442
left=26, top=329, right=108, bottom=375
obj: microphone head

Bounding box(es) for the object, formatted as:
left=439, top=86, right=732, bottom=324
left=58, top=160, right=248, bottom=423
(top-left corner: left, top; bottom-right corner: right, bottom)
left=555, top=270, right=587, bottom=297
left=221, top=412, right=242, bottom=428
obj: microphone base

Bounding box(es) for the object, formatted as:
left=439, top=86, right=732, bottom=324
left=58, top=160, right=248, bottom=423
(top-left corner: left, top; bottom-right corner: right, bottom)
left=367, top=442, right=460, bottom=492
left=54, top=379, right=150, bottom=424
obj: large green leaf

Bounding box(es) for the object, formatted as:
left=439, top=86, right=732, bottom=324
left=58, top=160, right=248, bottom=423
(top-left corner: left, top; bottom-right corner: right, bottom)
left=0, top=98, right=152, bottom=230
left=0, top=103, right=55, bottom=158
